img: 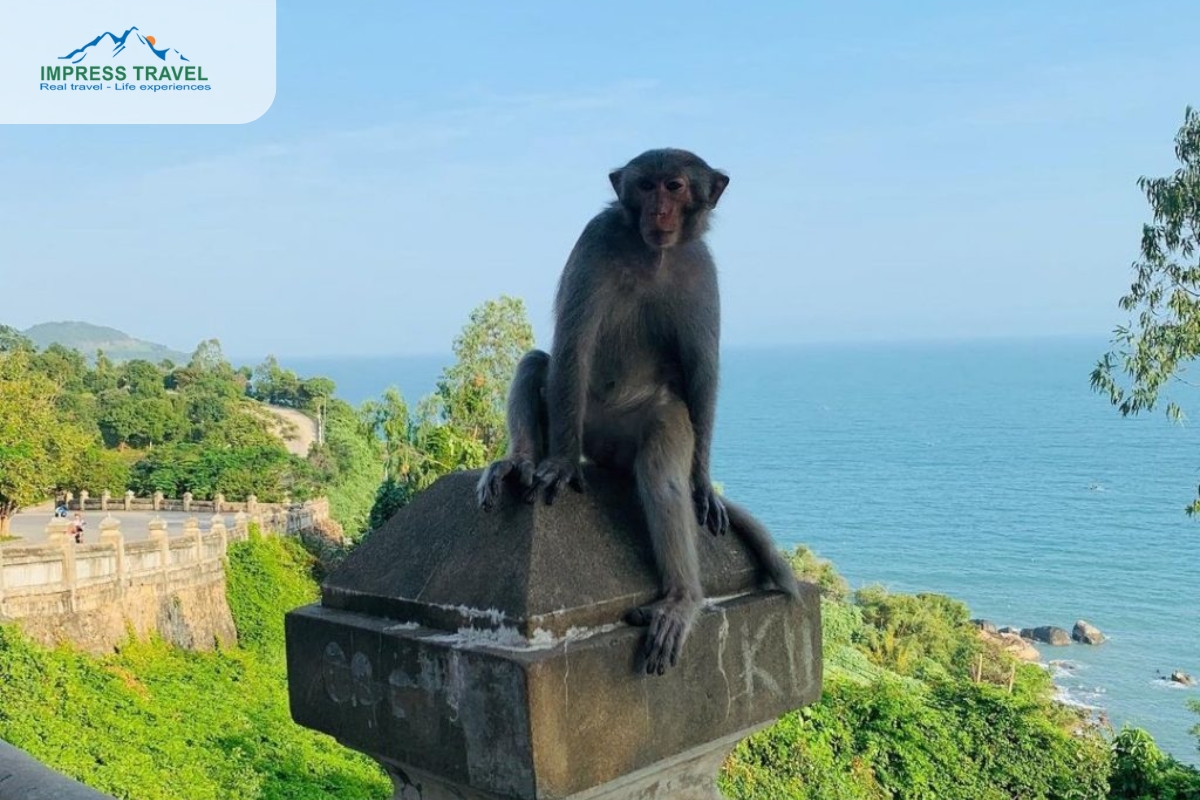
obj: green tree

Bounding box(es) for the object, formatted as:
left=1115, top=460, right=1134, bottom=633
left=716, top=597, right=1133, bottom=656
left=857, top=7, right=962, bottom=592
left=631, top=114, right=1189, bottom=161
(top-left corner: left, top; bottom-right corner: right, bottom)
left=117, top=358, right=167, bottom=398
left=1092, top=107, right=1200, bottom=513
left=0, top=351, right=89, bottom=533
left=30, top=343, right=89, bottom=392
left=85, top=350, right=119, bottom=393
left=312, top=400, right=383, bottom=538
left=359, top=297, right=533, bottom=529
left=96, top=390, right=186, bottom=449
left=432, top=295, right=535, bottom=458
left=65, top=445, right=135, bottom=495
left=251, top=355, right=303, bottom=407
left=0, top=325, right=33, bottom=353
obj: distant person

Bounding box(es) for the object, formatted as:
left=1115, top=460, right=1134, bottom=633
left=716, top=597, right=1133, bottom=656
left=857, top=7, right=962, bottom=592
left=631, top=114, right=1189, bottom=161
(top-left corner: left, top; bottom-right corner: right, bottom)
left=70, top=513, right=85, bottom=544
left=54, top=503, right=68, bottom=518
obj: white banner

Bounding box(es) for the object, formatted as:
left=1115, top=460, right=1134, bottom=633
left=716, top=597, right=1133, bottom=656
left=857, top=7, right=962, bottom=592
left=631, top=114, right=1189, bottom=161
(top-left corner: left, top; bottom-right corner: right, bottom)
left=0, top=0, right=276, bottom=124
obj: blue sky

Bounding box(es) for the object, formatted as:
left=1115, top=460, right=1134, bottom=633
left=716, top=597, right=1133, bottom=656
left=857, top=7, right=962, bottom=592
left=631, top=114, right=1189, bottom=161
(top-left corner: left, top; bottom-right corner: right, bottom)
left=2, top=1, right=1197, bottom=357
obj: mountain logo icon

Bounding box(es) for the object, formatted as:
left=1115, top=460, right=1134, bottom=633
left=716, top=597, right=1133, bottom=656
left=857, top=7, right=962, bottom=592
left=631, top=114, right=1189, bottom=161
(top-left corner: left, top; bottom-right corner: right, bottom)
left=60, top=26, right=189, bottom=65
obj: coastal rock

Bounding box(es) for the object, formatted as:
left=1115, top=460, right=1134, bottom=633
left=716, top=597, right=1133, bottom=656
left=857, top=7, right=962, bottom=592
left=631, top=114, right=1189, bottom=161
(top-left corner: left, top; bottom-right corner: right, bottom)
left=998, top=626, right=1019, bottom=635
left=1170, top=670, right=1196, bottom=687
left=976, top=627, right=1041, bottom=662
left=998, top=632, right=1041, bottom=662
left=1072, top=620, right=1105, bottom=645
left=1021, top=626, right=1072, bottom=646
left=971, top=618, right=998, bottom=635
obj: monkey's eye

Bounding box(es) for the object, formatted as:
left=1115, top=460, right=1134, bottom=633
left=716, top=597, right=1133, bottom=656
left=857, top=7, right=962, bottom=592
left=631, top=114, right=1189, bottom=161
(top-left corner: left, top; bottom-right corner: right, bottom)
left=637, top=178, right=655, bottom=192
left=666, top=180, right=684, bottom=192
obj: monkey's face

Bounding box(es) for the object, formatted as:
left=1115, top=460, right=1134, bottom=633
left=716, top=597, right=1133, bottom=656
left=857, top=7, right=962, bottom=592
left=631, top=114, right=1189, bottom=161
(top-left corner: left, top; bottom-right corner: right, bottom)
left=634, top=173, right=692, bottom=250
left=610, top=150, right=730, bottom=251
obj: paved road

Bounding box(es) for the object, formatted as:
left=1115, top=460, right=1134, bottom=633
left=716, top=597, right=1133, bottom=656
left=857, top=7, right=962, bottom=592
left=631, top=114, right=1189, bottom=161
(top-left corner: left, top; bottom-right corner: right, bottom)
left=3, top=510, right=221, bottom=546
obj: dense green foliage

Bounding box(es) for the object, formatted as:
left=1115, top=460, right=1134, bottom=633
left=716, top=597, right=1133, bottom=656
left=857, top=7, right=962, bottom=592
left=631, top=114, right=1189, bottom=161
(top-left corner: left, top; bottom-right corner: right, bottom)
left=249, top=355, right=335, bottom=411
left=721, top=547, right=1200, bottom=800
left=0, top=348, right=90, bottom=533
left=0, top=531, right=389, bottom=799
left=362, top=296, right=533, bottom=529
left=2, top=297, right=533, bottom=539
left=1110, top=727, right=1200, bottom=800
left=0, top=326, right=383, bottom=535
left=308, top=400, right=383, bottom=538
left=1092, top=106, right=1200, bottom=514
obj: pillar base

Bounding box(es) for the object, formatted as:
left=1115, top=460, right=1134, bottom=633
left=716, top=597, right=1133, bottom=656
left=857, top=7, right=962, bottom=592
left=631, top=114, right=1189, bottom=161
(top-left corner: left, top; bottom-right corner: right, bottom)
left=286, top=468, right=822, bottom=800
left=379, top=727, right=761, bottom=800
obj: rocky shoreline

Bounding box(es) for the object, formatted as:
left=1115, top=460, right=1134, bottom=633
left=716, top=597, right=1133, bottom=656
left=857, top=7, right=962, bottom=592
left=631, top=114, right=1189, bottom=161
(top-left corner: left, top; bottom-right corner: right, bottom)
left=971, top=618, right=1195, bottom=688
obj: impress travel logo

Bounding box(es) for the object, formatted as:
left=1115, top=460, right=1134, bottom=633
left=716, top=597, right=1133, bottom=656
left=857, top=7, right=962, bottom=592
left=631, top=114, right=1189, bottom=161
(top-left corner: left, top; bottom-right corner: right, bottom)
left=41, top=26, right=213, bottom=94
left=0, top=0, right=274, bottom=124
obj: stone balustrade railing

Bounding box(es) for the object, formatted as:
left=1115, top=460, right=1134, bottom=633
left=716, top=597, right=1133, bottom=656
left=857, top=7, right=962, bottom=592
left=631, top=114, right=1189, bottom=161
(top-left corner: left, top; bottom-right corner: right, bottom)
left=57, top=489, right=308, bottom=516
left=0, top=500, right=327, bottom=622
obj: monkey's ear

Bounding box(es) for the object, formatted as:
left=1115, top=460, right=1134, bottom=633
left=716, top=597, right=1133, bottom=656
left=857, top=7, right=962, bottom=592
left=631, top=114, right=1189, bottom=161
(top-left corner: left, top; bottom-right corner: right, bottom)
left=609, top=169, right=624, bottom=196
left=708, top=172, right=730, bottom=208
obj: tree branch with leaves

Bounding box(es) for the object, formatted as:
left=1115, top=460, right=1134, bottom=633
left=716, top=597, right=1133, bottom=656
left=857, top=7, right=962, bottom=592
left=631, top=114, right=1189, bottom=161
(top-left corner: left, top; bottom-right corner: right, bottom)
left=1093, top=107, right=1200, bottom=514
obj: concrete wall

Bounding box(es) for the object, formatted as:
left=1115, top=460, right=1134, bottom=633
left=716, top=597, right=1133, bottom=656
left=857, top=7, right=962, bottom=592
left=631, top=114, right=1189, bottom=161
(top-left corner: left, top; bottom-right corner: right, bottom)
left=0, top=500, right=328, bottom=654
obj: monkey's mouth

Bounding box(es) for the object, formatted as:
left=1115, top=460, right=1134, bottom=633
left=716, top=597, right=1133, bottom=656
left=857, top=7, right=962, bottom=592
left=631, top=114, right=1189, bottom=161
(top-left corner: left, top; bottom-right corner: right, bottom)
left=645, top=229, right=679, bottom=247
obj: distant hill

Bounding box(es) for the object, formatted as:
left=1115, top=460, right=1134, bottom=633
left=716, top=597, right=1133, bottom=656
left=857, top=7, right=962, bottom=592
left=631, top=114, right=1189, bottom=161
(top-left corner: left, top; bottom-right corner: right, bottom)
left=22, top=321, right=191, bottom=364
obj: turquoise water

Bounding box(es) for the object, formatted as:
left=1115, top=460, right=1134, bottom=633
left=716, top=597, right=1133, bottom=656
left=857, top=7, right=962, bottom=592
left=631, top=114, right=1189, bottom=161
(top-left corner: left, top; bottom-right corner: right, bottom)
left=289, top=337, right=1200, bottom=763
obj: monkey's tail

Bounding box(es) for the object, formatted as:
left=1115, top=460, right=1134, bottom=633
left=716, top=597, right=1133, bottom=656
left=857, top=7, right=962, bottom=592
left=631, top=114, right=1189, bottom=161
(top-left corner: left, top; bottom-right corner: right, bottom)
left=725, top=500, right=801, bottom=599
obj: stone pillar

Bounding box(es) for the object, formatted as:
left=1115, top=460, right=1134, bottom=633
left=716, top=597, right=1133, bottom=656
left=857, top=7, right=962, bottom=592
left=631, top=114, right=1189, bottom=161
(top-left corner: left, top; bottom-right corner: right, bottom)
left=78, top=490, right=89, bottom=511
left=148, top=517, right=170, bottom=576
left=182, top=492, right=193, bottom=513
left=99, top=516, right=124, bottom=597
left=211, top=515, right=228, bottom=554
left=64, top=491, right=74, bottom=510
left=183, top=517, right=203, bottom=562
left=45, top=518, right=77, bottom=612
left=101, top=490, right=111, bottom=512
left=286, top=469, right=822, bottom=800
left=45, top=517, right=71, bottom=546
left=54, top=522, right=77, bottom=612
left=124, top=491, right=134, bottom=512
left=152, top=491, right=164, bottom=512
left=247, top=494, right=258, bottom=514
left=233, top=511, right=248, bottom=537
left=214, top=493, right=225, bottom=514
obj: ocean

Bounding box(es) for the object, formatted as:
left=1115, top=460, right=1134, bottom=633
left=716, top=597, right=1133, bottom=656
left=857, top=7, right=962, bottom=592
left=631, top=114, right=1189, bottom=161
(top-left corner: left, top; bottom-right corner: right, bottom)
left=287, top=337, right=1200, bottom=763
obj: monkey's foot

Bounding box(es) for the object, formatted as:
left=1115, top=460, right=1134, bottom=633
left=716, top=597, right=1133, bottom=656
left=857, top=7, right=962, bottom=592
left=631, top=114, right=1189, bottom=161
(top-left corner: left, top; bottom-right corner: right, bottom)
left=476, top=456, right=537, bottom=510
left=624, top=597, right=701, bottom=676
left=693, top=485, right=729, bottom=535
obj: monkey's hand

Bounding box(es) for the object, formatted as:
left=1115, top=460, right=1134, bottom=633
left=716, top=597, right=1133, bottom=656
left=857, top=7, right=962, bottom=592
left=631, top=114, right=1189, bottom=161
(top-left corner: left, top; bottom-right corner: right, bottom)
left=625, top=596, right=700, bottom=675
left=477, top=456, right=538, bottom=510
left=693, top=482, right=729, bottom=535
left=533, top=457, right=586, bottom=506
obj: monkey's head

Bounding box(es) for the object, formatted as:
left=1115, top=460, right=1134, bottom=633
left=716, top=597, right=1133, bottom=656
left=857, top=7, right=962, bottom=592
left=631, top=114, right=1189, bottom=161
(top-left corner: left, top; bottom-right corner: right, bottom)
left=609, top=149, right=729, bottom=251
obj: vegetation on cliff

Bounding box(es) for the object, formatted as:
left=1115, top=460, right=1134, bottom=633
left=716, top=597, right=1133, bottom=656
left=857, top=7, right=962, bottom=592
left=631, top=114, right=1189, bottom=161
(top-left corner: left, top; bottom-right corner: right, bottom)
left=721, top=547, right=1200, bottom=800
left=1, top=533, right=1194, bottom=799
left=0, top=529, right=390, bottom=799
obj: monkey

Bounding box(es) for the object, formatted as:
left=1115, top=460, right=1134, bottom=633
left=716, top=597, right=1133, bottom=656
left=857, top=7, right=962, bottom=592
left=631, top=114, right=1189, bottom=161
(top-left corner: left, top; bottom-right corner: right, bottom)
left=477, top=148, right=800, bottom=675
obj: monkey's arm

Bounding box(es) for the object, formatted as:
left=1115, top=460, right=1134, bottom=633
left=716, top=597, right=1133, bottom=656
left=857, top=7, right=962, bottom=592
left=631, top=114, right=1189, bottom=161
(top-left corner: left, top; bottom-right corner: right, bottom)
left=680, top=289, right=727, bottom=535
left=537, top=258, right=599, bottom=503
